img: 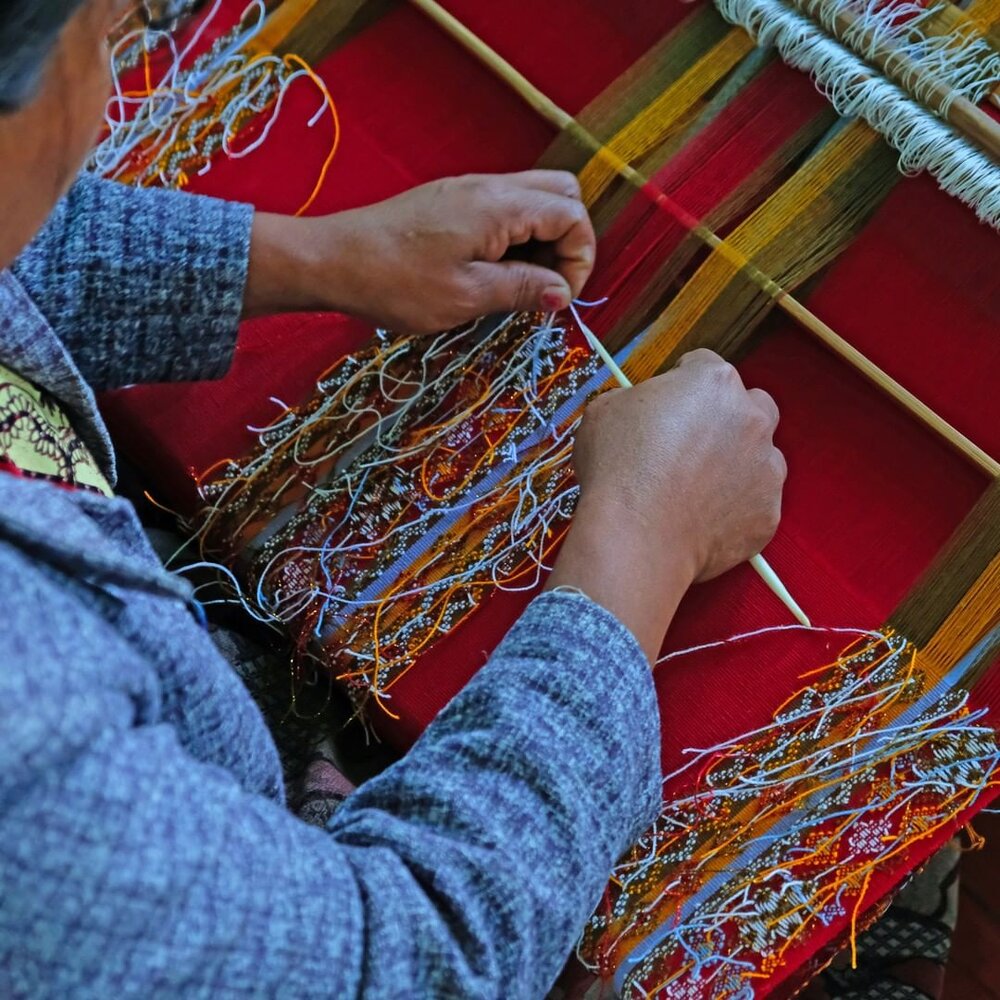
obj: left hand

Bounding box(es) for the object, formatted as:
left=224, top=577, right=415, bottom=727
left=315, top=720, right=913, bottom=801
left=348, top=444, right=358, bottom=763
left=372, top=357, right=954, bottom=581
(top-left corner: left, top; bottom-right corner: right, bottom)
left=245, top=171, right=596, bottom=333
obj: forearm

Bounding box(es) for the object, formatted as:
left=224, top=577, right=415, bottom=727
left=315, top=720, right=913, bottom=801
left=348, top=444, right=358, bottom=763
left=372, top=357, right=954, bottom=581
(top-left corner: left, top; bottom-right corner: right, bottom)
left=243, top=209, right=381, bottom=321
left=547, top=491, right=697, bottom=663
left=244, top=211, right=335, bottom=318
left=245, top=173, right=598, bottom=333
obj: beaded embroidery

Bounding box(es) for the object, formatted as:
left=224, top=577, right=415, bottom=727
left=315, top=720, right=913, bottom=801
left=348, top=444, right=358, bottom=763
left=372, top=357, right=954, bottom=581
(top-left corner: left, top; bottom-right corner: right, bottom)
left=0, top=362, right=113, bottom=497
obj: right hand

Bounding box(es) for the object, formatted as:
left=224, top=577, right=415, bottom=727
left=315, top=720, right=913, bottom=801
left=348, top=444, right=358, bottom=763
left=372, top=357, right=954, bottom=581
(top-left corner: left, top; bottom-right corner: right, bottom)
left=572, top=349, right=786, bottom=584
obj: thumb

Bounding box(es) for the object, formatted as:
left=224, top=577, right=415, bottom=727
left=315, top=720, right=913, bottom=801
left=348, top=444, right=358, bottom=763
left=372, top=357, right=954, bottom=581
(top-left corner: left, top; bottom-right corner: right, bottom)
left=467, top=260, right=573, bottom=315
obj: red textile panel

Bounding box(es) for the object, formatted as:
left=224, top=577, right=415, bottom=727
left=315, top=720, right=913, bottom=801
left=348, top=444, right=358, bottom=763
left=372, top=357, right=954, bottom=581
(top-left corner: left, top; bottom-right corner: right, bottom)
left=805, top=172, right=1000, bottom=460
left=100, top=1, right=994, bottom=753
left=102, top=0, right=694, bottom=501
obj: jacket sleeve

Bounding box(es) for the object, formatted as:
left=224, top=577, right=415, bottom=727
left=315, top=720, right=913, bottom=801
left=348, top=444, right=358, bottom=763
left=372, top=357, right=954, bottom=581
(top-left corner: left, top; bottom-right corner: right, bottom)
left=11, top=173, right=254, bottom=391
left=0, top=549, right=661, bottom=1000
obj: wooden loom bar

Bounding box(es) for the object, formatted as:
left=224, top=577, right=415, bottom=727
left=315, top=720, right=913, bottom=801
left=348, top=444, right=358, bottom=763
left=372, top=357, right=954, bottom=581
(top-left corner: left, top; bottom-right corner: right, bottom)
left=408, top=0, right=1000, bottom=479
left=788, top=0, right=1000, bottom=163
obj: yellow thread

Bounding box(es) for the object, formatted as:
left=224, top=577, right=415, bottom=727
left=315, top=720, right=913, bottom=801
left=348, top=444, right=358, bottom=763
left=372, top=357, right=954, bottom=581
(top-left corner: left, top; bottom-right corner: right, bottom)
left=920, top=552, right=1000, bottom=675
left=850, top=867, right=873, bottom=968
left=578, top=30, right=753, bottom=205
left=963, top=820, right=986, bottom=851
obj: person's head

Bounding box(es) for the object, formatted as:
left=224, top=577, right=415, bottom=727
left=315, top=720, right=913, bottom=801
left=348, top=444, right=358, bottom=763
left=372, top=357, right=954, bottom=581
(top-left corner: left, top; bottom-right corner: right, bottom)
left=0, top=0, right=125, bottom=269
left=0, top=2, right=204, bottom=270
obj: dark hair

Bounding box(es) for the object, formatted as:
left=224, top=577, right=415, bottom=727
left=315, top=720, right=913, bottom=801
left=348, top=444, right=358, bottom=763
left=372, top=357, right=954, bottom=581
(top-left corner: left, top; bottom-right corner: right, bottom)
left=0, top=0, right=87, bottom=111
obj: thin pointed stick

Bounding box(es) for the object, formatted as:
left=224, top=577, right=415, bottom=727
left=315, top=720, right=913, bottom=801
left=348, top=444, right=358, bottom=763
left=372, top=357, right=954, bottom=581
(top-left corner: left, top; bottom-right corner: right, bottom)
left=408, top=0, right=999, bottom=480
left=749, top=555, right=812, bottom=627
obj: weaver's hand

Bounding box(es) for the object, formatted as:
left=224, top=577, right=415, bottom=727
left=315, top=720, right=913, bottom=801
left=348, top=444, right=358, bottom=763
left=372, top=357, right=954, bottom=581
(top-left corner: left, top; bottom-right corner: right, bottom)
left=245, top=171, right=596, bottom=332
left=548, top=350, right=786, bottom=661
left=574, top=350, right=785, bottom=582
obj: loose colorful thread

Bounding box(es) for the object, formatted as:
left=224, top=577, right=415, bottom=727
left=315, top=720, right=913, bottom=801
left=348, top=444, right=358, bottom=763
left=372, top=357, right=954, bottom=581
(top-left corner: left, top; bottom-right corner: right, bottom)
left=576, top=631, right=999, bottom=998
left=193, top=311, right=607, bottom=713
left=91, top=0, right=340, bottom=212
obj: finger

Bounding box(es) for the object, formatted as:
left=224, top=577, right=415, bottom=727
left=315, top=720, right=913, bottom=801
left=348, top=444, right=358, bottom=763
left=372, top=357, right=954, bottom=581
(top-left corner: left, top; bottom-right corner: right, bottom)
left=504, top=192, right=596, bottom=300
left=467, top=259, right=572, bottom=315
left=503, top=169, right=582, bottom=200
left=747, top=387, right=779, bottom=429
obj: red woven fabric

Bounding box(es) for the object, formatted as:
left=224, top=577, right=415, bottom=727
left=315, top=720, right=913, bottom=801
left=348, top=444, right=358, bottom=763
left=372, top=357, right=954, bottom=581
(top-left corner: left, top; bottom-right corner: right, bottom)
left=102, top=1, right=994, bottom=744
left=99, top=3, right=999, bottom=993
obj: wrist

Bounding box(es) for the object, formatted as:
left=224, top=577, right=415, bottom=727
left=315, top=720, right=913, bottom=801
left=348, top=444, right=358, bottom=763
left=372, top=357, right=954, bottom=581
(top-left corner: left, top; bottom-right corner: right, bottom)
left=547, top=491, right=697, bottom=663
left=578, top=487, right=700, bottom=586
left=297, top=211, right=370, bottom=316
left=244, top=212, right=360, bottom=319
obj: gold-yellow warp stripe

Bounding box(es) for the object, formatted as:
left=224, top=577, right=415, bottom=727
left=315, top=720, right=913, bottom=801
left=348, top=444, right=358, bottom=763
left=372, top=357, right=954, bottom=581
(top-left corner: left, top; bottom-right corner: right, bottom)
left=921, top=552, right=1000, bottom=677
left=621, top=120, right=890, bottom=384
left=968, top=0, right=1000, bottom=31
left=578, top=29, right=753, bottom=207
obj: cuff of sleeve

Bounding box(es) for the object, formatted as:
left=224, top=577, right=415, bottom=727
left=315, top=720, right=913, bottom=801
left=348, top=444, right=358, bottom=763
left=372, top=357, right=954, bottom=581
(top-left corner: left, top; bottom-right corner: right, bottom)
left=109, top=190, right=254, bottom=386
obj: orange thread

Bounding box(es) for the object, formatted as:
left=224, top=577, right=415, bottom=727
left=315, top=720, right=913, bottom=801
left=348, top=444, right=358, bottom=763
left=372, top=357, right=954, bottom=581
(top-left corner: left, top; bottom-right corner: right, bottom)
left=285, top=53, right=341, bottom=216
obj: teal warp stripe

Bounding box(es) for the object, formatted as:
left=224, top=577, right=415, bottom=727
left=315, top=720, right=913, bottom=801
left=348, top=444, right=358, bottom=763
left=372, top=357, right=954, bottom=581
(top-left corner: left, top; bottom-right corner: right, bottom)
left=612, top=625, right=1000, bottom=994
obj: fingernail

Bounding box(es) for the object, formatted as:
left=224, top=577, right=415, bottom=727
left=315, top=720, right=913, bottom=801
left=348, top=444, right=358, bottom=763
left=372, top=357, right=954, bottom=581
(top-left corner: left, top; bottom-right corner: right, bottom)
left=542, top=290, right=569, bottom=311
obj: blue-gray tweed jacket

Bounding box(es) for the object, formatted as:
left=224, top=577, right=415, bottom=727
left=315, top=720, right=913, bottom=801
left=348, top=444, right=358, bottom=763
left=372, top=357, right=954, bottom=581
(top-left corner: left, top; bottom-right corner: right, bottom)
left=0, top=174, right=661, bottom=999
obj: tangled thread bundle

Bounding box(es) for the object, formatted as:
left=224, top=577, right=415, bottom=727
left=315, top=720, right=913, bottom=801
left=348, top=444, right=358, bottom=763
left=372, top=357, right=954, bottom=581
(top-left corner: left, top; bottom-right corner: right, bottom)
left=90, top=0, right=338, bottom=212
left=580, top=631, right=1000, bottom=998
left=194, top=314, right=601, bottom=712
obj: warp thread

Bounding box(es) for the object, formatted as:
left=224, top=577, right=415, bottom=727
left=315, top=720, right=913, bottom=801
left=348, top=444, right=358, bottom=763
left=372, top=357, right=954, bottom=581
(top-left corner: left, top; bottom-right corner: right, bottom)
left=794, top=0, right=1000, bottom=113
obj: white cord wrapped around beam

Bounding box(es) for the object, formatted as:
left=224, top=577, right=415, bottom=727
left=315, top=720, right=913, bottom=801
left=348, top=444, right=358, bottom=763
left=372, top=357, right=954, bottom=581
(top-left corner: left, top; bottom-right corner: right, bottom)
left=714, top=0, right=1000, bottom=228
left=799, top=0, right=1000, bottom=113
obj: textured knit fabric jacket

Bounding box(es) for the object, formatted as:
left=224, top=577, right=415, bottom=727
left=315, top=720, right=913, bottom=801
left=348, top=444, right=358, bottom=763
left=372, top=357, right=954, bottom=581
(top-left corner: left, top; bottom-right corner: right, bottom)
left=0, top=174, right=662, bottom=999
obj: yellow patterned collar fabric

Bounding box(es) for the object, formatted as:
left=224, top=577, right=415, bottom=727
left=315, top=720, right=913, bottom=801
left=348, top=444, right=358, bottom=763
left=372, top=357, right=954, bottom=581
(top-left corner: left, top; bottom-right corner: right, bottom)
left=0, top=361, right=113, bottom=497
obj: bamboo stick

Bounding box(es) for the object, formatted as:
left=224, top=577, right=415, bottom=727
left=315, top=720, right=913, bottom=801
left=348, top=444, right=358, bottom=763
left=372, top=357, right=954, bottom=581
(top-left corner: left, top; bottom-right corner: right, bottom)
left=408, top=0, right=999, bottom=479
